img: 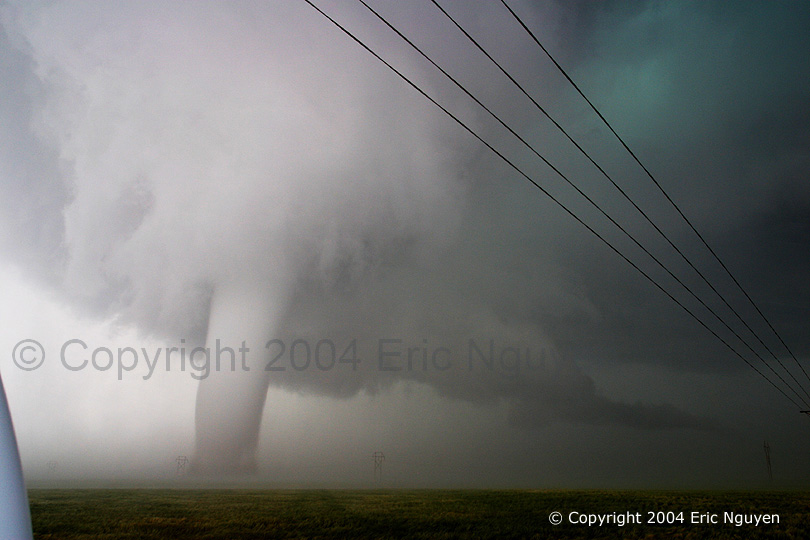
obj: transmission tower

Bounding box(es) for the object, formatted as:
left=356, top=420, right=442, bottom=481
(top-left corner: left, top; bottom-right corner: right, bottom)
left=372, top=451, right=385, bottom=484
left=763, top=442, right=772, bottom=482
left=176, top=455, right=190, bottom=476
left=47, top=460, right=58, bottom=476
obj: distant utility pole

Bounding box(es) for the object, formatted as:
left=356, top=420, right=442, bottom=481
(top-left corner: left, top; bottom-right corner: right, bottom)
left=763, top=442, right=772, bottom=482
left=372, top=451, right=385, bottom=484
left=176, top=455, right=190, bottom=476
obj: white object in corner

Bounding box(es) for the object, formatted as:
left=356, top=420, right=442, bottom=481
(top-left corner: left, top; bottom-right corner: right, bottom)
left=0, top=373, right=33, bottom=540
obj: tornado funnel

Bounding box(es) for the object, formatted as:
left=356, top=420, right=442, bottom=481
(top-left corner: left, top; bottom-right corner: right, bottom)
left=193, top=276, right=291, bottom=474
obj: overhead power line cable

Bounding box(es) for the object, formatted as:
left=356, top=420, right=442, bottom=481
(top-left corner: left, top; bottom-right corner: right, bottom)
left=498, top=0, right=810, bottom=392
left=302, top=0, right=804, bottom=409
left=359, top=0, right=809, bottom=407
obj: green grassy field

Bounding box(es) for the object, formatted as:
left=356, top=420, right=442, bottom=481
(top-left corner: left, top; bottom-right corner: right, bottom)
left=28, top=488, right=810, bottom=539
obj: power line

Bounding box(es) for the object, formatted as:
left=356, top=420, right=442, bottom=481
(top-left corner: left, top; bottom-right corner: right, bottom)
left=301, top=0, right=803, bottom=409
left=354, top=0, right=809, bottom=407
left=498, top=0, right=810, bottom=394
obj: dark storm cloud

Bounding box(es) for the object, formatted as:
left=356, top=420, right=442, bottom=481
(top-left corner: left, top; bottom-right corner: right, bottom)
left=495, top=0, right=810, bottom=376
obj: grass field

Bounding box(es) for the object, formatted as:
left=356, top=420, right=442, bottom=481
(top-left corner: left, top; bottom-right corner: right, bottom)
left=28, top=488, right=810, bottom=539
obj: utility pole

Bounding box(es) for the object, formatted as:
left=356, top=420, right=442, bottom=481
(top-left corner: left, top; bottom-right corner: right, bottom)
left=763, top=442, right=772, bottom=483
left=372, top=451, right=385, bottom=485
left=176, top=455, right=190, bottom=476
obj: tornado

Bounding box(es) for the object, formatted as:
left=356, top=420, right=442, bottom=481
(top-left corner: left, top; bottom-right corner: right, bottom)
left=0, top=1, right=461, bottom=475
left=192, top=276, right=292, bottom=474
left=0, top=2, right=734, bottom=484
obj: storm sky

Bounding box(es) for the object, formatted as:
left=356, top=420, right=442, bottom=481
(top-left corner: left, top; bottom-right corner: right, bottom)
left=1, top=0, right=809, bottom=488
